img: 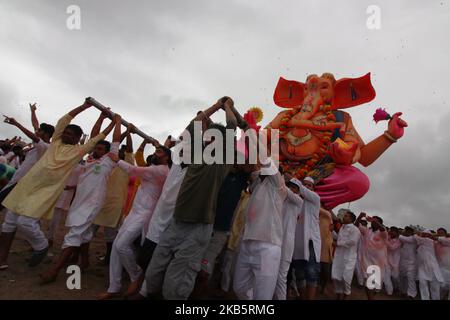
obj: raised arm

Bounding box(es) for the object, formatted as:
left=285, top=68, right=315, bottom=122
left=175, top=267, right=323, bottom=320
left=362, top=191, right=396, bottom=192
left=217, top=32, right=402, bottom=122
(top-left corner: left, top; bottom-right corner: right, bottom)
left=100, top=115, right=118, bottom=138
left=354, top=212, right=366, bottom=227
left=29, top=103, right=39, bottom=132
left=112, top=115, right=122, bottom=143
left=68, top=99, right=93, bottom=118
left=3, top=116, right=39, bottom=143
left=125, top=124, right=134, bottom=153
left=90, top=111, right=109, bottom=138
left=223, top=98, right=238, bottom=130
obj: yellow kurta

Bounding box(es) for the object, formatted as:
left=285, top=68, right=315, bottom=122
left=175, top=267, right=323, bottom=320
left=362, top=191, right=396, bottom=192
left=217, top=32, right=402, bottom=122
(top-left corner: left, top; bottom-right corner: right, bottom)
left=227, top=191, right=250, bottom=251
left=2, top=114, right=105, bottom=220
left=93, top=152, right=134, bottom=228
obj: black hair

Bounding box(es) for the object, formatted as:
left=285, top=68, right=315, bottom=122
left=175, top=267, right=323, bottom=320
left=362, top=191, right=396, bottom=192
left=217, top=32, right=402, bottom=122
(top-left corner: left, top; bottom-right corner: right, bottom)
left=146, top=154, right=153, bottom=165
left=65, top=124, right=83, bottom=137
left=157, top=145, right=172, bottom=167
left=404, top=226, right=414, bottom=233
left=96, top=140, right=111, bottom=152
left=373, top=216, right=383, bottom=225
left=39, top=123, right=55, bottom=137
left=12, top=145, right=23, bottom=153
left=438, top=227, right=448, bottom=234
left=390, top=226, right=399, bottom=233
left=346, top=210, right=356, bottom=222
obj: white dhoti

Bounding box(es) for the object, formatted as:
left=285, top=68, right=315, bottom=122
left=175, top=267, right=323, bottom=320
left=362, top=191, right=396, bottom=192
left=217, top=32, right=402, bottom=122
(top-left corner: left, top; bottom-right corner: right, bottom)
left=419, top=280, right=441, bottom=300
left=233, top=240, right=281, bottom=300
left=273, top=259, right=291, bottom=300
left=107, top=213, right=143, bottom=293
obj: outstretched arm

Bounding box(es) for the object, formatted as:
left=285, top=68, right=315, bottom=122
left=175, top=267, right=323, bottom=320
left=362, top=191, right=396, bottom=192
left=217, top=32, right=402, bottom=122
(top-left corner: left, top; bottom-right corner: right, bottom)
left=90, top=111, right=109, bottom=138
left=101, top=115, right=119, bottom=138
left=112, top=115, right=121, bottom=143
left=125, top=124, right=134, bottom=153
left=29, top=103, right=39, bottom=132
left=3, top=116, right=39, bottom=143
left=68, top=99, right=93, bottom=118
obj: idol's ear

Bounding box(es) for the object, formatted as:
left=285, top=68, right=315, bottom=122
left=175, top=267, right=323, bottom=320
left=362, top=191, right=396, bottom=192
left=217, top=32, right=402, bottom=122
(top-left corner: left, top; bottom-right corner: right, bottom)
left=273, top=77, right=305, bottom=108
left=332, top=73, right=376, bottom=110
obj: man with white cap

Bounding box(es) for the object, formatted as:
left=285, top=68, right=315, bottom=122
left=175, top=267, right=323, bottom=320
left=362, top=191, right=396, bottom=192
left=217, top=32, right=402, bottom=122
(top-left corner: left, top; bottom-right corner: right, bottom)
left=414, top=230, right=443, bottom=300
left=273, top=178, right=303, bottom=300
left=233, top=156, right=287, bottom=300
left=331, top=209, right=360, bottom=299
left=398, top=226, right=418, bottom=299
left=435, top=227, right=450, bottom=300
left=292, top=176, right=321, bottom=300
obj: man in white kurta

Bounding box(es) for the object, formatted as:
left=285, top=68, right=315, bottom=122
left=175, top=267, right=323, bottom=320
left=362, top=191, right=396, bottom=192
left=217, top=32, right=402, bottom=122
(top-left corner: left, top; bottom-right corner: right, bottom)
left=398, top=226, right=418, bottom=299
left=273, top=178, right=303, bottom=300
left=103, top=148, right=169, bottom=298
left=435, top=228, right=450, bottom=300
left=384, top=226, right=401, bottom=296
left=331, top=210, right=360, bottom=299
left=355, top=212, right=388, bottom=299
left=415, top=231, right=443, bottom=300
left=292, top=176, right=321, bottom=300
left=233, top=159, right=287, bottom=300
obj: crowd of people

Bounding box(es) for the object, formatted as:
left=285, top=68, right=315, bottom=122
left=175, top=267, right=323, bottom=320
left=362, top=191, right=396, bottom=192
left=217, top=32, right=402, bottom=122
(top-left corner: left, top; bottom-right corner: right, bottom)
left=0, top=98, right=449, bottom=301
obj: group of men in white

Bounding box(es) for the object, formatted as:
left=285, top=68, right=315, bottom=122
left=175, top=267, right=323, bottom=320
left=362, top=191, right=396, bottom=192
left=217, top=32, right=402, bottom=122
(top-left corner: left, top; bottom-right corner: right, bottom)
left=0, top=98, right=449, bottom=301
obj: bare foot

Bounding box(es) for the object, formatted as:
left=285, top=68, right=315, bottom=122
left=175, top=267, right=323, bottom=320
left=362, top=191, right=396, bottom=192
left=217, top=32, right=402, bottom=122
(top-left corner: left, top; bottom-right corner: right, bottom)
left=123, top=280, right=141, bottom=297
left=39, top=270, right=58, bottom=285
left=97, top=292, right=122, bottom=300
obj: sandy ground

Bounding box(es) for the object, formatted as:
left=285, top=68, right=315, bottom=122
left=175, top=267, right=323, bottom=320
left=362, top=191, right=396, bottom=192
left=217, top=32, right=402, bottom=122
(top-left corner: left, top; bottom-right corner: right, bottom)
left=0, top=210, right=403, bottom=300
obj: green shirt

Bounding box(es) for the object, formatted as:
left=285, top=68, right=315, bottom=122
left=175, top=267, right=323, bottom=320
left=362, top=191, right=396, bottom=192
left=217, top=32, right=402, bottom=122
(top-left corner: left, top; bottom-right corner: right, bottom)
left=174, top=120, right=235, bottom=224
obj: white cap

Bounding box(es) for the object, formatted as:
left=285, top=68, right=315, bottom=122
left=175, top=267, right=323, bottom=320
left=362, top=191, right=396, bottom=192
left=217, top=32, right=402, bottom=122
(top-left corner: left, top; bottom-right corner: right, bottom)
left=289, top=178, right=302, bottom=189
left=303, top=176, right=315, bottom=185
left=260, top=158, right=278, bottom=176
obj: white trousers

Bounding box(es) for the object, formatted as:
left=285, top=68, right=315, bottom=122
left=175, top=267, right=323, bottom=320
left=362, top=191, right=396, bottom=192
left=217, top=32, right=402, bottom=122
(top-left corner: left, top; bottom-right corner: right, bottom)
left=62, top=219, right=95, bottom=249
left=419, top=280, right=441, bottom=300
left=107, top=214, right=143, bottom=293
left=333, top=279, right=352, bottom=296
left=383, top=267, right=400, bottom=295
left=273, top=259, right=291, bottom=300
left=2, top=210, right=48, bottom=251
left=399, top=271, right=417, bottom=298
left=233, top=240, right=281, bottom=300
left=220, top=249, right=237, bottom=292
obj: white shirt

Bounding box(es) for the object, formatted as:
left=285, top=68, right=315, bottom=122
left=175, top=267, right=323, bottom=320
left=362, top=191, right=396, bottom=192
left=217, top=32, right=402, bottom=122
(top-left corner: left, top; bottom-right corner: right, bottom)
left=280, top=188, right=303, bottom=261
left=293, top=185, right=321, bottom=262
left=65, top=143, right=118, bottom=226
left=399, top=235, right=417, bottom=274
left=146, top=164, right=187, bottom=244
left=331, top=223, right=361, bottom=282
left=357, top=227, right=388, bottom=279
left=118, top=160, right=169, bottom=239
left=414, top=235, right=443, bottom=282
left=242, top=166, right=287, bottom=247
left=386, top=237, right=402, bottom=277
left=435, top=237, right=450, bottom=286
left=6, top=139, right=49, bottom=187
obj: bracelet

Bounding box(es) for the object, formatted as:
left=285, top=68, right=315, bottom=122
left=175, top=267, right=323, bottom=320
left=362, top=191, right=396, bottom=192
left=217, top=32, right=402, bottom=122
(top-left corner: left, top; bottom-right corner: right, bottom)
left=383, top=131, right=397, bottom=143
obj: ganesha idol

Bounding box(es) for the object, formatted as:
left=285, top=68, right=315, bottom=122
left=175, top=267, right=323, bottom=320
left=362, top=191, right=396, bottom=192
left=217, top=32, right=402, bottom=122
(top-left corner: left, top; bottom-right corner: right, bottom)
left=266, top=72, right=408, bottom=210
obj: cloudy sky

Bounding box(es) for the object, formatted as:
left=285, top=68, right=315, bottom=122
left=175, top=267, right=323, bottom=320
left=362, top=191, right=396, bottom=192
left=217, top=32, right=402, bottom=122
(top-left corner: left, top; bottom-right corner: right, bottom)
left=1, top=0, right=449, bottom=229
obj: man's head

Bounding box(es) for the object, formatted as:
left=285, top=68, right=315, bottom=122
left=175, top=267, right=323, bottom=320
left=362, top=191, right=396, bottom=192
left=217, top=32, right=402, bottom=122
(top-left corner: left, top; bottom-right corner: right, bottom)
left=302, top=176, right=315, bottom=191
left=287, top=178, right=302, bottom=194
left=404, top=226, right=414, bottom=237
left=371, top=215, right=383, bottom=231
left=389, top=226, right=400, bottom=239
left=62, top=124, right=83, bottom=145
left=12, top=145, right=23, bottom=156
left=150, top=146, right=171, bottom=166
left=342, top=210, right=356, bottom=224
left=37, top=123, right=55, bottom=143
left=92, top=140, right=111, bottom=159
left=437, top=227, right=448, bottom=237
